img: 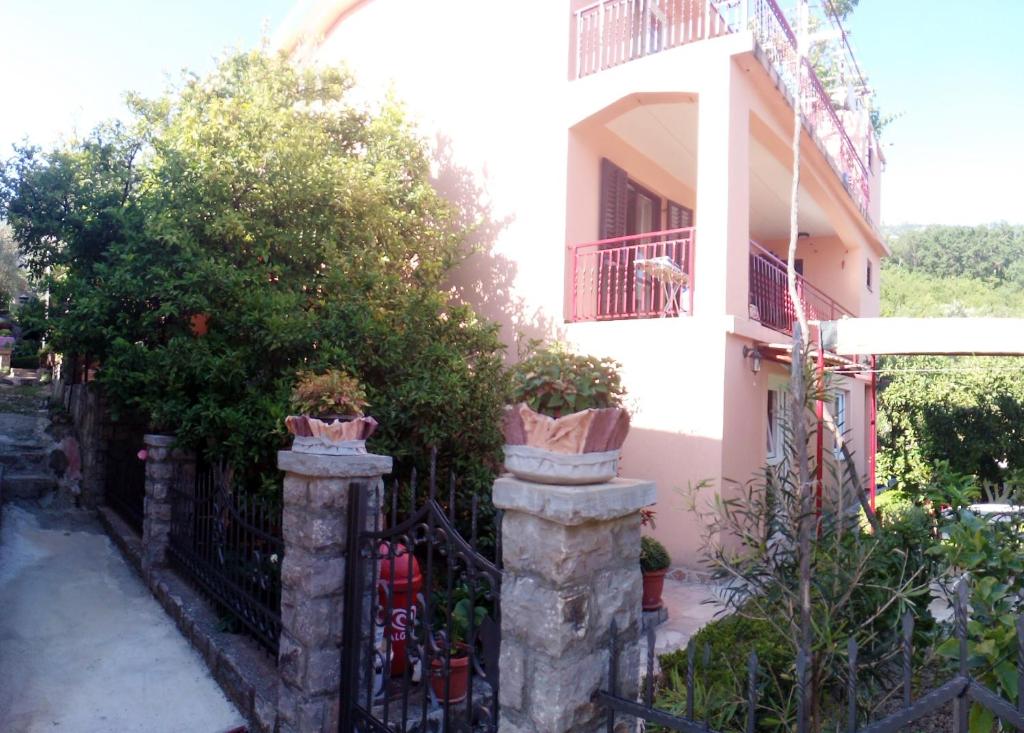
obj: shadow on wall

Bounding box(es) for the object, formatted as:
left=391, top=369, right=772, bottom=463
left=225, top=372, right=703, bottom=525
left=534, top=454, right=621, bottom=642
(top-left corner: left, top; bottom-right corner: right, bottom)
left=618, top=425, right=726, bottom=570
left=430, top=134, right=563, bottom=356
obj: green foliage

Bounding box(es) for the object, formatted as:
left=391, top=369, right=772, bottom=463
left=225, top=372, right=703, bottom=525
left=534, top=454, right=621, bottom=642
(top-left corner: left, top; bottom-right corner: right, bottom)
left=432, top=583, right=488, bottom=655
left=657, top=613, right=792, bottom=731
left=877, top=225, right=1024, bottom=491
left=508, top=343, right=625, bottom=418
left=0, top=224, right=28, bottom=309
left=681, top=378, right=941, bottom=730
left=289, top=369, right=368, bottom=417
left=0, top=51, right=509, bottom=530
left=640, top=535, right=671, bottom=572
left=931, top=510, right=1024, bottom=730
left=11, top=354, right=40, bottom=369
left=887, top=224, right=1024, bottom=286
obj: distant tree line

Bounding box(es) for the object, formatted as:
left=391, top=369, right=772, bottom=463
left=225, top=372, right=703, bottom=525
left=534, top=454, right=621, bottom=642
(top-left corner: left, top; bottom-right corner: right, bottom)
left=877, top=224, right=1024, bottom=490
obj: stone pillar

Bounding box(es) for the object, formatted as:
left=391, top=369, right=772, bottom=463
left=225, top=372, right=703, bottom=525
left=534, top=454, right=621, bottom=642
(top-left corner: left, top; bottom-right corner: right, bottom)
left=141, top=433, right=188, bottom=571
left=495, top=476, right=656, bottom=733
left=275, top=451, right=392, bottom=733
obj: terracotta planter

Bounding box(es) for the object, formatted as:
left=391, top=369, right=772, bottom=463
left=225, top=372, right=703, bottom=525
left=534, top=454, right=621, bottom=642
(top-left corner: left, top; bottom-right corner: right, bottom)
left=501, top=403, right=630, bottom=485
left=642, top=569, right=668, bottom=611
left=284, top=414, right=378, bottom=455
left=189, top=313, right=209, bottom=336
left=430, top=647, right=470, bottom=703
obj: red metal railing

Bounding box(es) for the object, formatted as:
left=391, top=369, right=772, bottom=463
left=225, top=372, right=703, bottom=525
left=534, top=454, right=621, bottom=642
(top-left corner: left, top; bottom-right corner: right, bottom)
left=748, top=240, right=851, bottom=335
left=573, top=0, right=871, bottom=213
left=569, top=227, right=695, bottom=322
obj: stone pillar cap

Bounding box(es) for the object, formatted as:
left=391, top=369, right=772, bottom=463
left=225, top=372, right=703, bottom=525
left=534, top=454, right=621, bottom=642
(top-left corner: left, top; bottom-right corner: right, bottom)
left=278, top=450, right=393, bottom=478
left=493, top=476, right=656, bottom=526
left=143, top=434, right=176, bottom=447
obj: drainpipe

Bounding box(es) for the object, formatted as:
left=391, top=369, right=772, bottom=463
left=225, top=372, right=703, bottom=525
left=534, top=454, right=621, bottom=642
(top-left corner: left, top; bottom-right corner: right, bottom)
left=869, top=354, right=878, bottom=512
left=815, top=327, right=825, bottom=520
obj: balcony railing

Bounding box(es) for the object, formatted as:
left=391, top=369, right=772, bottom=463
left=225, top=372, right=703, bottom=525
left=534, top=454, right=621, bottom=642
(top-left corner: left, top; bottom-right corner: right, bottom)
left=573, top=0, right=871, bottom=213
left=749, top=240, right=851, bottom=335
left=569, top=227, right=695, bottom=322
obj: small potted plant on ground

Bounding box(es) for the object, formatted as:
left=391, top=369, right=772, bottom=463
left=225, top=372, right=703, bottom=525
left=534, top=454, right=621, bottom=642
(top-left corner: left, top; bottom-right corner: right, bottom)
left=502, top=343, right=630, bottom=484
left=284, top=369, right=378, bottom=455
left=429, top=586, right=487, bottom=703
left=640, top=535, right=671, bottom=611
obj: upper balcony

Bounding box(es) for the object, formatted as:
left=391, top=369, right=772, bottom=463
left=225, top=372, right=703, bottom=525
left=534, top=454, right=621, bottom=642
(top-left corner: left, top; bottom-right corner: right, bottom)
left=748, top=240, right=852, bottom=335
left=570, top=0, right=876, bottom=220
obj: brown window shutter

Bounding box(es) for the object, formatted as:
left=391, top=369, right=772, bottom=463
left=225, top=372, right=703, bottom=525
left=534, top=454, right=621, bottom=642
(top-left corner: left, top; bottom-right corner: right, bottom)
left=600, top=158, right=628, bottom=240
left=667, top=200, right=694, bottom=229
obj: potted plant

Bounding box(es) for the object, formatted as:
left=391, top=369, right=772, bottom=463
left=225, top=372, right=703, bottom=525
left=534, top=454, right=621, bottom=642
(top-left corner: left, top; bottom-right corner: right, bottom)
left=429, top=586, right=487, bottom=704
left=502, top=344, right=630, bottom=484
left=640, top=535, right=671, bottom=611
left=284, top=369, right=378, bottom=455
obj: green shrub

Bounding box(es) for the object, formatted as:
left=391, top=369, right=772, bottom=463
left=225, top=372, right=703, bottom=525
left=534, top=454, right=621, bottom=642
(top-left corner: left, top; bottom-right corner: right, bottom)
left=12, top=338, right=38, bottom=358
left=657, top=612, right=792, bottom=732
left=11, top=354, right=39, bottom=369
left=508, top=343, right=625, bottom=417
left=290, top=369, right=368, bottom=417
left=640, top=535, right=671, bottom=572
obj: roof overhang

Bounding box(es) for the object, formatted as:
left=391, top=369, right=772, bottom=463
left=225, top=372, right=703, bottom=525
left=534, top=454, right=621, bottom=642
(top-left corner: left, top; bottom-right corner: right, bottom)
left=821, top=318, right=1024, bottom=357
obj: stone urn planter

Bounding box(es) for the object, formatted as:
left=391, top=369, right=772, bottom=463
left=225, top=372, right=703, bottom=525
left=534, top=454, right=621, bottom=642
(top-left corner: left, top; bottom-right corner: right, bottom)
left=284, top=369, right=377, bottom=455
left=285, top=414, right=378, bottom=455
left=502, top=402, right=630, bottom=485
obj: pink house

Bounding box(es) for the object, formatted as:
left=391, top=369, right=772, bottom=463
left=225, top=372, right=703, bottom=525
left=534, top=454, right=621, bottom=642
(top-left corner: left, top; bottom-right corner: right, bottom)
left=275, top=0, right=887, bottom=571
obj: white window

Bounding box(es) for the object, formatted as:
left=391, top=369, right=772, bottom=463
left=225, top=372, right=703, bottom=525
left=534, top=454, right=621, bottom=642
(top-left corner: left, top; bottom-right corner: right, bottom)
left=833, top=391, right=848, bottom=460
left=767, top=387, right=788, bottom=465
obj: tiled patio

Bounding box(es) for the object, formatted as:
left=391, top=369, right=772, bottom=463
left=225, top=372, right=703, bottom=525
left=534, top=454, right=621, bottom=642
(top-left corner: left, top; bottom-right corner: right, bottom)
left=641, top=576, right=729, bottom=674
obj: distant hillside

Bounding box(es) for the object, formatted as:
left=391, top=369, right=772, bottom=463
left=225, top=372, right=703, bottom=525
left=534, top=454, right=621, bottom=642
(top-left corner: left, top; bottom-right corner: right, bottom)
left=884, top=223, right=1024, bottom=289
left=882, top=223, right=1024, bottom=318
left=877, top=224, right=1024, bottom=487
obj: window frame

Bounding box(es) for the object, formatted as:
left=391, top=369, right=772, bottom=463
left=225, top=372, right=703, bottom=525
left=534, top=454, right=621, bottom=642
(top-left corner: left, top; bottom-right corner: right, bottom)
left=766, top=386, right=788, bottom=465
left=832, top=389, right=849, bottom=460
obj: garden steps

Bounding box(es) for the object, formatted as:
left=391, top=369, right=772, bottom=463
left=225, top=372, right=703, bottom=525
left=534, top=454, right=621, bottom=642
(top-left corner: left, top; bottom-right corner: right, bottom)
left=0, top=387, right=60, bottom=503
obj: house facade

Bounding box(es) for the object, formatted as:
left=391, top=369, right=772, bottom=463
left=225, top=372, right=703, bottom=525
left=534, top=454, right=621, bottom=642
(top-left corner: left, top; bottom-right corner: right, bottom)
left=275, top=0, right=887, bottom=569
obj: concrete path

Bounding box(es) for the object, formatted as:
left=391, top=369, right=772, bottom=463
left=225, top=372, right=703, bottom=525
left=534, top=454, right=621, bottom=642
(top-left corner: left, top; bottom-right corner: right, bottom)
left=653, top=578, right=726, bottom=656
left=0, top=502, right=246, bottom=733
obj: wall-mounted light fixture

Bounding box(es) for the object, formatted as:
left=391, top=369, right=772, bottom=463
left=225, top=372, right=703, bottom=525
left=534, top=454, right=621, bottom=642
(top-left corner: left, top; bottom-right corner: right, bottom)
left=743, top=345, right=763, bottom=374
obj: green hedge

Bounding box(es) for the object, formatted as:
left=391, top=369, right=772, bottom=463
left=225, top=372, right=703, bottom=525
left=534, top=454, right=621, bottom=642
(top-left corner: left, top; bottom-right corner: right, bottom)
left=10, top=355, right=39, bottom=369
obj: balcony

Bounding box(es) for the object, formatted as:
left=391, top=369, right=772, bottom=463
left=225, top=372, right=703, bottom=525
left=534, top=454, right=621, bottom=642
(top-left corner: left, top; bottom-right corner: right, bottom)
left=572, top=0, right=872, bottom=214
left=569, top=228, right=695, bottom=322
left=748, top=241, right=851, bottom=335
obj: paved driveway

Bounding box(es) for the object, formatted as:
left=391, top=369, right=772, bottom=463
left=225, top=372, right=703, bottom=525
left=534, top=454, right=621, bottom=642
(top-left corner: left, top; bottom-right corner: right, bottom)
left=0, top=502, right=246, bottom=733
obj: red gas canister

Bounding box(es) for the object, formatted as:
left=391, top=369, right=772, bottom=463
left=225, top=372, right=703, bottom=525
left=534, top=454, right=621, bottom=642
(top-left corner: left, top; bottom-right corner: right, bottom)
left=378, top=542, right=422, bottom=676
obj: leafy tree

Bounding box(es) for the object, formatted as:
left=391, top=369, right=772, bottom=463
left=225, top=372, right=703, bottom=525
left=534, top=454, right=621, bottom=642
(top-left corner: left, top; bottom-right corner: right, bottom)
left=1, top=52, right=508, bottom=520
left=0, top=224, right=29, bottom=310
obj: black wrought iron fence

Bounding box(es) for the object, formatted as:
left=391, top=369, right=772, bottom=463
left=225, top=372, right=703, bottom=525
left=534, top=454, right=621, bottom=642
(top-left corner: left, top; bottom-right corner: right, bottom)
left=339, top=455, right=503, bottom=733
left=105, top=440, right=146, bottom=533
left=168, top=461, right=283, bottom=654
left=599, top=580, right=1024, bottom=733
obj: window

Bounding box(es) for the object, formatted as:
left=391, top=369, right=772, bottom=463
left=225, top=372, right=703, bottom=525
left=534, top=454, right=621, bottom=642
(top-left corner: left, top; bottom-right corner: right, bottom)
left=833, top=390, right=848, bottom=460
left=866, top=260, right=873, bottom=291
left=767, top=387, right=788, bottom=464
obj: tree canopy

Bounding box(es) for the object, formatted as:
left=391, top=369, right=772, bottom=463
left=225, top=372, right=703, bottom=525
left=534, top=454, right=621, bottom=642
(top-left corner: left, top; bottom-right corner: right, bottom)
left=877, top=224, right=1024, bottom=490
left=0, top=51, right=508, bottom=507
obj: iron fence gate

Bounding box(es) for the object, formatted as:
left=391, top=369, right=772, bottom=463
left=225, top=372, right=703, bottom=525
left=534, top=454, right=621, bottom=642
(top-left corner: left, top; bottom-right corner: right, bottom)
left=339, top=460, right=502, bottom=733
left=167, top=461, right=283, bottom=654
left=598, top=580, right=1024, bottom=733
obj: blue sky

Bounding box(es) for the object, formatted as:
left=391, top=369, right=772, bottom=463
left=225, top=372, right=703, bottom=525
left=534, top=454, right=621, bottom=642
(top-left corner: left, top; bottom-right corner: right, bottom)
left=0, top=1, right=1020, bottom=227
left=847, top=0, right=1024, bottom=226
left=0, top=0, right=292, bottom=153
